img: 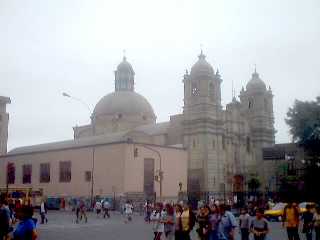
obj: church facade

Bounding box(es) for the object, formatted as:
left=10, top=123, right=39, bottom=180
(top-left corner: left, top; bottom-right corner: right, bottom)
left=0, top=51, right=275, bottom=202
left=73, top=51, right=275, bottom=199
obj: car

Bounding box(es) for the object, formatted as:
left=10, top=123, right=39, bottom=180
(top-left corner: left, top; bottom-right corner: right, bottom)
left=299, top=202, right=316, bottom=214
left=264, top=202, right=287, bottom=221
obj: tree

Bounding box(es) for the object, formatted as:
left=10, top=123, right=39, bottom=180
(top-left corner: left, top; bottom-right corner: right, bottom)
left=285, top=96, right=320, bottom=200
left=286, top=96, right=320, bottom=155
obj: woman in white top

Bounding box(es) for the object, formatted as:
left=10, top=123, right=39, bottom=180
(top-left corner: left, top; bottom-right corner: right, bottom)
left=150, top=203, right=165, bottom=240
left=124, top=201, right=133, bottom=223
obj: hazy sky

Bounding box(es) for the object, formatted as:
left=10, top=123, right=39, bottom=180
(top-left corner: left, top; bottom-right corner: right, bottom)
left=1, top=0, right=319, bottom=150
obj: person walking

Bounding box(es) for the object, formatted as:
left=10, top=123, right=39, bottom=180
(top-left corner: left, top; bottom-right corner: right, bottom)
left=174, top=204, right=183, bottom=240
left=13, top=205, right=38, bottom=240
left=79, top=200, right=87, bottom=223
left=250, top=208, right=269, bottom=240
left=39, top=200, right=48, bottom=224
left=239, top=208, right=250, bottom=240
left=208, top=204, right=220, bottom=240
left=124, top=201, right=133, bottom=223
left=313, top=206, right=320, bottom=240
left=95, top=201, right=102, bottom=218
left=197, top=205, right=211, bottom=240
left=150, top=203, right=164, bottom=240
left=282, top=202, right=300, bottom=240
left=0, top=196, right=12, bottom=240
left=103, top=200, right=110, bottom=219
left=163, top=204, right=174, bottom=240
left=144, top=201, right=152, bottom=223
left=180, top=202, right=196, bottom=240
left=302, top=204, right=314, bottom=240
left=217, top=204, right=237, bottom=240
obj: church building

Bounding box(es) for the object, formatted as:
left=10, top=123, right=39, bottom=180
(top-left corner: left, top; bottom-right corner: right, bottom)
left=0, top=51, right=275, bottom=203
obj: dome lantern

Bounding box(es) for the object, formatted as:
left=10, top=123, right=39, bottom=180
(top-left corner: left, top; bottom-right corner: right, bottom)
left=246, top=68, right=266, bottom=92
left=115, top=56, right=135, bottom=92
left=190, top=50, right=215, bottom=79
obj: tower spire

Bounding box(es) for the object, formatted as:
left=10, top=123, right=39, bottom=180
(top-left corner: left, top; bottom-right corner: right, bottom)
left=123, top=49, right=127, bottom=61
left=198, top=44, right=205, bottom=60
left=232, top=80, right=234, bottom=99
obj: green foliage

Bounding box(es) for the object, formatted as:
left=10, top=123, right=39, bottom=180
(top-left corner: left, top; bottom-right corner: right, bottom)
left=286, top=96, right=320, bottom=201
left=286, top=96, right=320, bottom=156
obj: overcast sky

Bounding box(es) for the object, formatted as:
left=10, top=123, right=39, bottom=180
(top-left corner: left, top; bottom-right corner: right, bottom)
left=1, top=0, right=319, bottom=150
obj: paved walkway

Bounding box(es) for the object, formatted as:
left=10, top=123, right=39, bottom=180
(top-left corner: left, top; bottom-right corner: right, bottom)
left=35, top=210, right=287, bottom=240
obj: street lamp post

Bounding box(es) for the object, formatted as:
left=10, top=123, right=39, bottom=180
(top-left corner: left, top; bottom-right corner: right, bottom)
left=62, top=92, right=95, bottom=209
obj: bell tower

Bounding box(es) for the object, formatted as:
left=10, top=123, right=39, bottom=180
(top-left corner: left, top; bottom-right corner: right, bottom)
left=115, top=56, right=135, bottom=92
left=239, top=69, right=275, bottom=186
left=183, top=51, right=222, bottom=116
left=0, top=96, right=11, bottom=155
left=183, top=51, right=225, bottom=200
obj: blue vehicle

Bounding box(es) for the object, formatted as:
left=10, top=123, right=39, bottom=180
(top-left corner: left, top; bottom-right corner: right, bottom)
left=46, top=197, right=61, bottom=210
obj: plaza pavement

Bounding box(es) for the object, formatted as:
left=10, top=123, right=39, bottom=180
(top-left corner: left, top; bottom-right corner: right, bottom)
left=35, top=210, right=288, bottom=240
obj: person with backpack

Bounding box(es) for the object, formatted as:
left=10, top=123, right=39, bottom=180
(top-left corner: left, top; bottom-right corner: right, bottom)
left=282, top=202, right=300, bottom=240
left=250, top=208, right=269, bottom=240
left=217, top=204, right=237, bottom=240
left=0, top=196, right=11, bottom=240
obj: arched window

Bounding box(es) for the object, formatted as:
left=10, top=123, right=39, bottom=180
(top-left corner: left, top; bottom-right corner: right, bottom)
left=248, top=99, right=253, bottom=109
left=7, top=162, right=15, bottom=184
left=209, top=82, right=214, bottom=99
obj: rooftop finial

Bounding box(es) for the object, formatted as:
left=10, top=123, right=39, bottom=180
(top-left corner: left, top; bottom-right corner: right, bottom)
left=254, top=64, right=257, bottom=73
left=123, top=49, right=127, bottom=61
left=198, top=44, right=205, bottom=59
left=232, top=80, right=234, bottom=100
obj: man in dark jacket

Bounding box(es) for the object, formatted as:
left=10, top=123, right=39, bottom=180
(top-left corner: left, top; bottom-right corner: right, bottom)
left=0, top=195, right=11, bottom=240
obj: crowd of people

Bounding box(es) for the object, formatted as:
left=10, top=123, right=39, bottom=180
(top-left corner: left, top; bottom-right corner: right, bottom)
left=145, top=201, right=239, bottom=240
left=2, top=192, right=320, bottom=240
left=144, top=200, right=320, bottom=240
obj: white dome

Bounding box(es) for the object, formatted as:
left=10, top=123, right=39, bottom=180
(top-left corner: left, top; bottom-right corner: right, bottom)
left=246, top=71, right=266, bottom=92
left=190, top=51, right=215, bottom=78
left=93, top=91, right=156, bottom=119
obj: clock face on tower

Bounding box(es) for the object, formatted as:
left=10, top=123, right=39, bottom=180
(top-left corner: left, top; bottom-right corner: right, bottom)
left=192, top=86, right=199, bottom=96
